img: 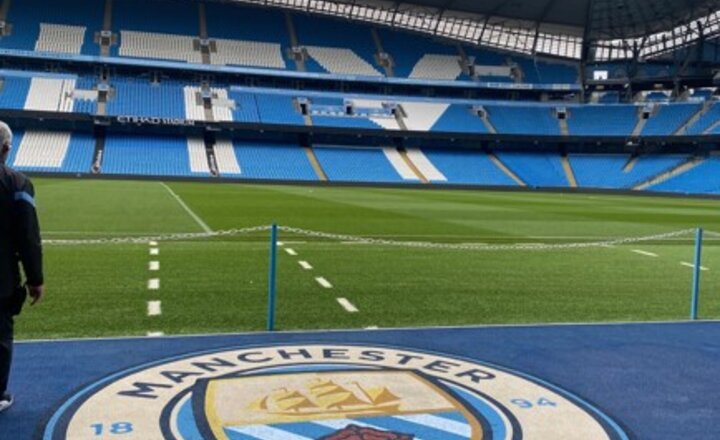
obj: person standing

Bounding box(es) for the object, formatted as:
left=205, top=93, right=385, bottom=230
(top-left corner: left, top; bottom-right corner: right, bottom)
left=0, top=121, right=44, bottom=412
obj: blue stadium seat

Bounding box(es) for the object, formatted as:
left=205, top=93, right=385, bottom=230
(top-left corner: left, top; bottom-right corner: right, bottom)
left=642, top=104, right=701, bottom=136
left=314, top=146, right=404, bottom=183
left=105, top=77, right=185, bottom=119
left=423, top=148, right=517, bottom=186
left=650, top=157, right=720, bottom=194
left=487, top=106, right=561, bottom=135
left=567, top=105, right=637, bottom=136
left=254, top=93, right=305, bottom=125
left=103, top=134, right=193, bottom=177
left=570, top=154, right=688, bottom=188
left=495, top=151, right=568, bottom=187
left=232, top=142, right=318, bottom=181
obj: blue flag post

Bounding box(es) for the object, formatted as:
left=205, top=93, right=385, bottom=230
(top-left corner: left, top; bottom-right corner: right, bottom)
left=267, top=223, right=278, bottom=331
left=690, top=227, right=703, bottom=320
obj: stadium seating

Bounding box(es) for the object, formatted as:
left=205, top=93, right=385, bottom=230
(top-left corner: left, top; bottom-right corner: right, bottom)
left=213, top=140, right=243, bottom=177
left=187, top=137, right=211, bottom=175
left=423, top=149, right=518, bottom=186
left=232, top=142, right=318, bottom=181
left=106, top=77, right=185, bottom=119
left=313, top=146, right=406, bottom=183
left=0, top=0, right=103, bottom=55
left=377, top=29, right=463, bottom=79
left=495, top=151, right=568, bottom=187
left=642, top=104, right=701, bottom=135
left=486, top=105, right=561, bottom=135
left=211, top=39, right=286, bottom=69
left=254, top=93, right=305, bottom=125
left=205, top=3, right=287, bottom=44
left=112, top=0, right=198, bottom=35
left=24, top=77, right=77, bottom=112
left=118, top=31, right=202, bottom=64
left=0, top=75, right=32, bottom=109
left=9, top=131, right=94, bottom=173
left=431, top=105, right=489, bottom=133
left=649, top=156, right=720, bottom=194
left=567, top=105, right=638, bottom=136
left=685, top=103, right=720, bottom=134
left=102, top=134, right=194, bottom=177
left=293, top=14, right=380, bottom=76
left=570, top=154, right=689, bottom=188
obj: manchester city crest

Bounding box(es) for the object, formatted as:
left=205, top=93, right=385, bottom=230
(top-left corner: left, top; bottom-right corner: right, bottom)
left=42, top=344, right=629, bottom=439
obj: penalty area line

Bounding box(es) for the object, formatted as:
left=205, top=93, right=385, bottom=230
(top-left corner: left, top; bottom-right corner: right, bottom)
left=632, top=249, right=658, bottom=257
left=159, top=182, right=212, bottom=234
left=680, top=262, right=709, bottom=271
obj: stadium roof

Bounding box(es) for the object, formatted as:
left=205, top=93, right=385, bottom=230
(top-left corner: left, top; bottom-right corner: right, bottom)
left=234, top=0, right=720, bottom=60
left=405, top=0, right=720, bottom=40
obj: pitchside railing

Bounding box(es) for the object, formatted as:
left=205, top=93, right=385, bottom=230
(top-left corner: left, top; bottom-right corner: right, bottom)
left=44, top=224, right=716, bottom=331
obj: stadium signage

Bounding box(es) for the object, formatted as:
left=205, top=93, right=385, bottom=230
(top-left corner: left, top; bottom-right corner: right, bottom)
left=42, top=344, right=628, bottom=439
left=116, top=115, right=196, bottom=126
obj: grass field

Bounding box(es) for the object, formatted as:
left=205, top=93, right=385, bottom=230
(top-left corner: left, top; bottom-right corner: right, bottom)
left=17, top=177, right=720, bottom=340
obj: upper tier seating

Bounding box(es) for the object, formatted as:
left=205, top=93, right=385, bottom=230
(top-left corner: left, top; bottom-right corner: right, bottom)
left=642, top=104, right=701, bottom=136
left=685, top=103, right=720, bottom=135
left=570, top=154, right=689, bottom=188
left=0, top=0, right=103, bottom=55
left=205, top=3, right=287, bottom=44
left=567, top=105, right=638, bottom=136
left=409, top=54, right=464, bottom=81
left=486, top=106, right=561, bottom=135
left=495, top=151, right=568, bottom=187
left=431, top=105, right=489, bottom=133
left=377, top=29, right=464, bottom=79
left=254, top=93, right=305, bottom=125
left=211, top=39, right=286, bottom=69
left=112, top=0, right=198, bottom=35
left=294, top=14, right=380, bottom=76
left=118, top=31, right=202, bottom=64
left=35, top=24, right=86, bottom=54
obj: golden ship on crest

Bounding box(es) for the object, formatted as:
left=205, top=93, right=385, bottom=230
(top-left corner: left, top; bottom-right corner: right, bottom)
left=248, top=379, right=402, bottom=417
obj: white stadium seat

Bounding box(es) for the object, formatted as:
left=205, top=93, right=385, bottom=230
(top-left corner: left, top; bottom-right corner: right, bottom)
left=35, top=23, right=86, bottom=54
left=119, top=31, right=202, bottom=63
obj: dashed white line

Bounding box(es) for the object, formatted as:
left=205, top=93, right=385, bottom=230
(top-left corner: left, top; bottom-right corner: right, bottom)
left=632, top=249, right=658, bottom=257
left=337, top=298, right=359, bottom=313
left=315, top=277, right=333, bottom=288
left=299, top=261, right=313, bottom=270
left=277, top=241, right=285, bottom=246
left=148, top=301, right=162, bottom=316
left=149, top=241, right=158, bottom=246
left=149, top=261, right=160, bottom=271
left=149, top=248, right=159, bottom=256
left=680, top=262, right=709, bottom=271
left=148, top=278, right=160, bottom=290
left=285, top=248, right=298, bottom=256
left=147, top=331, right=164, bottom=337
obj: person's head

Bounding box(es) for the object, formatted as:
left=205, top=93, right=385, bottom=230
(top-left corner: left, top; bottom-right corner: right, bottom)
left=0, top=121, right=12, bottom=165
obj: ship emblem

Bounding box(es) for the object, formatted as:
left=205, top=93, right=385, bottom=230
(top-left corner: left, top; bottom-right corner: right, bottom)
left=194, top=370, right=483, bottom=439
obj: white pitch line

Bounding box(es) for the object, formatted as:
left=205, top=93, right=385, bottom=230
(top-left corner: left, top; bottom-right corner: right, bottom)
left=315, top=277, right=333, bottom=289
left=337, top=298, right=359, bottom=313
left=149, top=241, right=158, bottom=246
left=149, top=261, right=160, bottom=271
left=365, top=326, right=379, bottom=330
left=147, top=301, right=162, bottom=316
left=277, top=241, right=285, bottom=246
left=146, top=331, right=164, bottom=337
left=632, top=249, right=658, bottom=257
left=159, top=182, right=213, bottom=233
left=299, top=261, right=313, bottom=270
left=148, top=278, right=160, bottom=290
left=680, top=262, right=709, bottom=271
left=149, top=248, right=159, bottom=256
left=285, top=248, right=298, bottom=256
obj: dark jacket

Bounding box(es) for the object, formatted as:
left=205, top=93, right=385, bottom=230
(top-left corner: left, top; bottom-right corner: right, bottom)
left=0, top=164, right=43, bottom=299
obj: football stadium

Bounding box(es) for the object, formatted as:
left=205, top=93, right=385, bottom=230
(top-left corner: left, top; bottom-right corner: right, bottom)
left=1, top=0, right=720, bottom=438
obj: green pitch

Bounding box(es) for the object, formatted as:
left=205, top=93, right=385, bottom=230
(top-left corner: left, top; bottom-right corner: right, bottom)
left=18, top=177, right=720, bottom=340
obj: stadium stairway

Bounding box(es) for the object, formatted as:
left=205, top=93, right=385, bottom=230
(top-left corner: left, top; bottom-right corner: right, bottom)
left=305, top=145, right=328, bottom=181
left=561, top=154, right=578, bottom=187
left=634, top=156, right=706, bottom=190
left=675, top=100, right=715, bottom=135
left=487, top=152, right=527, bottom=186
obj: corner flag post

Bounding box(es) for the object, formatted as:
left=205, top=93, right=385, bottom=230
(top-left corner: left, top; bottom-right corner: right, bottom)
left=267, top=223, right=278, bottom=331
left=690, top=227, right=703, bottom=320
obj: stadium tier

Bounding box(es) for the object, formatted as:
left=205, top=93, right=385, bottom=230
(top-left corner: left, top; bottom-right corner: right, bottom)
left=3, top=70, right=720, bottom=137
left=0, top=0, right=579, bottom=85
